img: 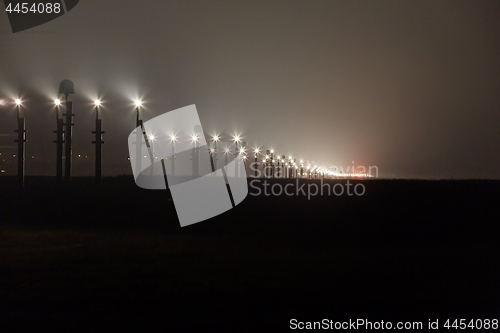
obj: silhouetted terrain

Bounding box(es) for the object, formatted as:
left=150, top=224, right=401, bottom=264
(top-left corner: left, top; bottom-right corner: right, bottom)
left=0, top=177, right=499, bottom=331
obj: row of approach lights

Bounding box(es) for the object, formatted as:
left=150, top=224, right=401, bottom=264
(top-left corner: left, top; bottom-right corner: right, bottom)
left=10, top=98, right=367, bottom=181
left=155, top=132, right=370, bottom=179
left=15, top=98, right=332, bottom=178
left=49, top=98, right=310, bottom=174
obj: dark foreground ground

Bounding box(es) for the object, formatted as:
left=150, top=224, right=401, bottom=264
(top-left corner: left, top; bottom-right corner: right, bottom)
left=0, top=176, right=499, bottom=331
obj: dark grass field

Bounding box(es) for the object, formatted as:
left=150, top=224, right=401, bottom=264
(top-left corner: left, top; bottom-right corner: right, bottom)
left=0, top=176, right=499, bottom=331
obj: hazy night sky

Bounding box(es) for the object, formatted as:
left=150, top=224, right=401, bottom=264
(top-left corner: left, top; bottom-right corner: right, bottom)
left=1, top=0, right=499, bottom=178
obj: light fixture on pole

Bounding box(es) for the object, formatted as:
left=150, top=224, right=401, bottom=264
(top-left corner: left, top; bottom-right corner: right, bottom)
left=276, top=154, right=281, bottom=178
left=239, top=146, right=247, bottom=174
left=134, top=99, right=144, bottom=178
left=212, top=134, right=220, bottom=170
left=58, top=79, right=75, bottom=186
left=92, top=99, right=104, bottom=184
left=53, top=99, right=64, bottom=187
left=170, top=134, right=177, bottom=176
left=191, top=134, right=199, bottom=177
left=270, top=149, right=275, bottom=178
left=14, top=98, right=25, bottom=190
left=288, top=156, right=293, bottom=178
left=135, top=100, right=142, bottom=127
left=232, top=135, right=242, bottom=177
left=253, top=148, right=260, bottom=178
left=265, top=150, right=270, bottom=178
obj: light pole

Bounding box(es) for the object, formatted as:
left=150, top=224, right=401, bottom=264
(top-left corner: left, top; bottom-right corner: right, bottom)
left=134, top=100, right=143, bottom=176
left=284, top=155, right=288, bottom=178
left=14, top=99, right=25, bottom=190
left=209, top=147, right=216, bottom=172
left=191, top=134, right=199, bottom=177
left=270, top=149, right=275, bottom=178
left=92, top=99, right=104, bottom=184
left=233, top=135, right=241, bottom=177
left=59, top=79, right=75, bottom=186
left=276, top=155, right=281, bottom=178
left=133, top=101, right=154, bottom=178
left=282, top=155, right=290, bottom=178
left=265, top=150, right=270, bottom=178
left=239, top=146, right=247, bottom=172
left=212, top=135, right=219, bottom=170
left=253, top=148, right=260, bottom=178
left=281, top=157, right=284, bottom=178
left=53, top=99, right=64, bottom=187
left=224, top=147, right=230, bottom=171
left=148, top=134, right=156, bottom=176
left=170, top=135, right=177, bottom=177
left=284, top=157, right=288, bottom=179
left=284, top=156, right=288, bottom=179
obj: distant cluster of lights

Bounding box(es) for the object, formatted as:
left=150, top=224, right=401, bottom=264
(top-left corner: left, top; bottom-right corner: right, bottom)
left=328, top=172, right=374, bottom=178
